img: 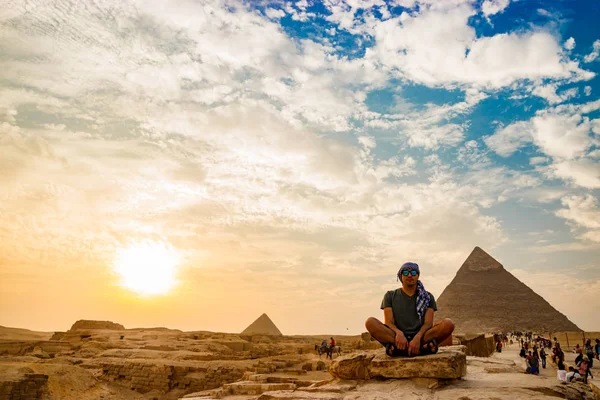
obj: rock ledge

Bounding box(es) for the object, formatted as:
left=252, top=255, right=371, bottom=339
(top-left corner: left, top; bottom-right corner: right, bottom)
left=329, top=345, right=467, bottom=380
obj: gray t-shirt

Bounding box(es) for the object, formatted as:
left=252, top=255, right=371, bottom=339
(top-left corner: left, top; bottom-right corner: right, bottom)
left=380, top=288, right=437, bottom=337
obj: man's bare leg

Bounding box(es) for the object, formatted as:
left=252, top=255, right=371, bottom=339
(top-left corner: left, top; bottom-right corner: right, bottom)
left=422, top=318, right=455, bottom=347
left=366, top=317, right=454, bottom=349
left=365, top=317, right=396, bottom=346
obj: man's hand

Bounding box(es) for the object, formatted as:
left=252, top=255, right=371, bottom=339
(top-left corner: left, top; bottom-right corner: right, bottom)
left=408, top=335, right=422, bottom=357
left=395, top=331, right=408, bottom=351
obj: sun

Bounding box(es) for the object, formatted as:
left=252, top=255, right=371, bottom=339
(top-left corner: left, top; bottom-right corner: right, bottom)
left=112, top=241, right=180, bottom=296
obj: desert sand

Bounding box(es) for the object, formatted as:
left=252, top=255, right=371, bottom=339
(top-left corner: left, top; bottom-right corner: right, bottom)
left=1, top=319, right=599, bottom=400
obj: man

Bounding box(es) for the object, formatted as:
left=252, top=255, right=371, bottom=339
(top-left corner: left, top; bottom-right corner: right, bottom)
left=365, top=262, right=454, bottom=357
left=540, top=347, right=547, bottom=369
left=329, top=337, right=336, bottom=348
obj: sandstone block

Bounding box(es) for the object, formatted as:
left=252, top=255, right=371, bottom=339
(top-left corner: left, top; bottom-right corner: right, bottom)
left=329, top=346, right=466, bottom=380
left=257, top=390, right=343, bottom=400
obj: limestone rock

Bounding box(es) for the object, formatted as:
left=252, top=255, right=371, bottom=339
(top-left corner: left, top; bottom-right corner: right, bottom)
left=257, top=390, right=343, bottom=400
left=222, top=381, right=296, bottom=395
left=69, top=320, right=125, bottom=331
left=328, top=352, right=373, bottom=380
left=299, top=380, right=358, bottom=393
left=329, top=346, right=466, bottom=380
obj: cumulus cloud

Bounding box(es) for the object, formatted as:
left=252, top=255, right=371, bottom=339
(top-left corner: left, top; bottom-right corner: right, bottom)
left=364, top=3, right=593, bottom=89
left=481, top=0, right=511, bottom=17
left=531, top=114, right=592, bottom=159
left=564, top=37, right=575, bottom=50
left=532, top=84, right=578, bottom=104
left=265, top=8, right=285, bottom=19
left=555, top=195, right=600, bottom=242
left=484, top=121, right=533, bottom=157
left=583, top=40, right=600, bottom=63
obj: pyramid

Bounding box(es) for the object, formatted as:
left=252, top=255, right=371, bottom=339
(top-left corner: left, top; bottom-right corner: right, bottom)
left=240, top=313, right=282, bottom=336
left=435, top=247, right=581, bottom=333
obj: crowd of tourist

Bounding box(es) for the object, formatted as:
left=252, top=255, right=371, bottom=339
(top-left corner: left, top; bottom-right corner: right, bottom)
left=499, top=332, right=598, bottom=384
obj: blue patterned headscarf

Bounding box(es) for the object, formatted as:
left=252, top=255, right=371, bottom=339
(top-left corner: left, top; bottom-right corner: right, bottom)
left=397, top=262, right=431, bottom=321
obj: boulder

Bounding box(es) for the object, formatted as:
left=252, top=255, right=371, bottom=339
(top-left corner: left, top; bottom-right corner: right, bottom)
left=329, top=346, right=467, bottom=380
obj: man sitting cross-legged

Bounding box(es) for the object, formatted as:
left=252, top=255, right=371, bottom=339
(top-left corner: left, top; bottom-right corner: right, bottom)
left=365, top=262, right=455, bottom=357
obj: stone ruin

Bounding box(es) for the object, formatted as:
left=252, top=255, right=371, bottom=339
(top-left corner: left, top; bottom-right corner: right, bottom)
left=69, top=320, right=126, bottom=331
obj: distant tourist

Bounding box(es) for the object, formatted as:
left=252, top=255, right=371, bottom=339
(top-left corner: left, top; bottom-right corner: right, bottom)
left=530, top=352, right=540, bottom=375
left=566, top=366, right=581, bottom=382
left=525, top=351, right=539, bottom=375
left=540, top=347, right=547, bottom=369
left=595, top=339, right=600, bottom=360
left=556, top=357, right=567, bottom=382
left=575, top=346, right=583, bottom=366
left=519, top=346, right=526, bottom=358
left=573, top=343, right=580, bottom=353
left=329, top=337, right=336, bottom=348
left=365, top=262, right=455, bottom=357
left=496, top=340, right=502, bottom=353
left=578, top=357, right=593, bottom=384
left=584, top=339, right=594, bottom=368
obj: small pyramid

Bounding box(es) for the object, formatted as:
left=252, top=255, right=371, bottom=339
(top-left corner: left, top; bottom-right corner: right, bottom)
left=241, top=313, right=282, bottom=336
left=435, top=247, right=581, bottom=333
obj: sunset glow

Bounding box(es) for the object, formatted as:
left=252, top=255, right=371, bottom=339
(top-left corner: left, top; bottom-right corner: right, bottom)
left=112, top=241, right=180, bottom=296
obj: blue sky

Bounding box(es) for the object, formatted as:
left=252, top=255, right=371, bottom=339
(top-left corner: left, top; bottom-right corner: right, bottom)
left=0, top=0, right=599, bottom=333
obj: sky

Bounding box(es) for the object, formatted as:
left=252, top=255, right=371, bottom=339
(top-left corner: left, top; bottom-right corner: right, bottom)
left=1, top=0, right=599, bottom=335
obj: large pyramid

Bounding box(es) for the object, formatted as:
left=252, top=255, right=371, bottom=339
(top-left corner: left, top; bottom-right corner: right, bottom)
left=240, top=313, right=282, bottom=336
left=435, top=247, right=581, bottom=333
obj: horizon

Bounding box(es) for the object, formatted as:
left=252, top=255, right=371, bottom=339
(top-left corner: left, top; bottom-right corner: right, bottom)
left=1, top=0, right=600, bottom=334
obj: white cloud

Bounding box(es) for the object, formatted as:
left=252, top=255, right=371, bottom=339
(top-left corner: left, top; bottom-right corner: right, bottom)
left=265, top=8, right=286, bottom=19
left=551, top=159, right=600, bottom=189
left=365, top=3, right=593, bottom=88
left=481, top=0, right=511, bottom=17
left=583, top=40, right=600, bottom=63
left=531, top=114, right=592, bottom=159
left=484, top=121, right=533, bottom=156
left=529, top=156, right=549, bottom=165
left=584, top=86, right=592, bottom=96
left=564, top=37, right=575, bottom=50
left=532, top=84, right=578, bottom=104
left=555, top=195, right=600, bottom=246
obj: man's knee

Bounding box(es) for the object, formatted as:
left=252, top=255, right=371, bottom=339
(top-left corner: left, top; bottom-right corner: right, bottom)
left=440, top=318, right=455, bottom=334
left=365, top=317, right=379, bottom=332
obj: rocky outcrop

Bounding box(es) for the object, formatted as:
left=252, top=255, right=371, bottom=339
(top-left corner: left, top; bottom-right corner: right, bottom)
left=328, top=346, right=467, bottom=380
left=95, top=359, right=245, bottom=394
left=456, top=334, right=495, bottom=357
left=69, top=320, right=125, bottom=331
left=0, top=373, right=49, bottom=400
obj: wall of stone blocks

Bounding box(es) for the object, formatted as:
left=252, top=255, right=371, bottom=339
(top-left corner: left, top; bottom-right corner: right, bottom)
left=99, top=361, right=246, bottom=395
left=0, top=373, right=49, bottom=400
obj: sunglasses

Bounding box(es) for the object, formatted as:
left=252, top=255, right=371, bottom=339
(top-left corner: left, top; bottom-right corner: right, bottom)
left=401, top=270, right=418, bottom=276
